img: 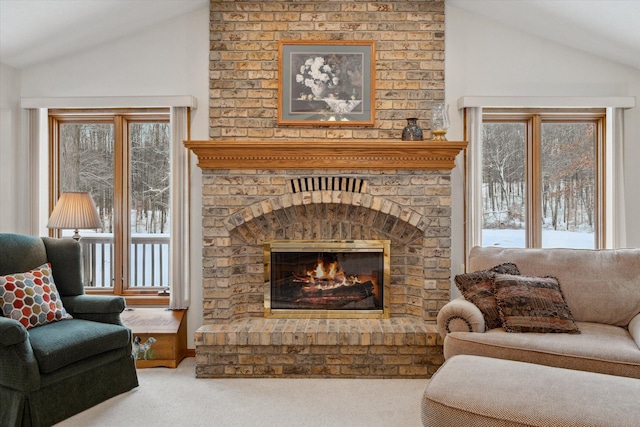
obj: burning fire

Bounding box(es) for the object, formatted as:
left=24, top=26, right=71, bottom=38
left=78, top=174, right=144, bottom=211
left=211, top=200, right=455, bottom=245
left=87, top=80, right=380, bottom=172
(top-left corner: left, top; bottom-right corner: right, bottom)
left=297, top=260, right=365, bottom=290
left=275, top=254, right=381, bottom=309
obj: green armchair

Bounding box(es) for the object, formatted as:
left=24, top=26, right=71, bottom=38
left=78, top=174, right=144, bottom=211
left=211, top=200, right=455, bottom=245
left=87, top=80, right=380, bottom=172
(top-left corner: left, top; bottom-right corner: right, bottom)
left=0, top=233, right=138, bottom=426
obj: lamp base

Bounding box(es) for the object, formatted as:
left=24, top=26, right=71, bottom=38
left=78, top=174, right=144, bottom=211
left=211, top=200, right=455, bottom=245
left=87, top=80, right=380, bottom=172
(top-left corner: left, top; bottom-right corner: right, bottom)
left=431, top=129, right=448, bottom=141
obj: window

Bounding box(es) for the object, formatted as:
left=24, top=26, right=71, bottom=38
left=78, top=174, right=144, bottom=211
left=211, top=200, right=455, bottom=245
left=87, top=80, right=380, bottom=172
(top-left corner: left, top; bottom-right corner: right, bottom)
left=49, top=109, right=171, bottom=301
left=479, top=109, right=605, bottom=249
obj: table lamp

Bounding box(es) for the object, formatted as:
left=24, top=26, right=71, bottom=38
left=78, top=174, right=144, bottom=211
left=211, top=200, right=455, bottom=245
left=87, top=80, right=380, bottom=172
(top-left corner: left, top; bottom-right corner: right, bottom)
left=47, top=192, right=103, bottom=241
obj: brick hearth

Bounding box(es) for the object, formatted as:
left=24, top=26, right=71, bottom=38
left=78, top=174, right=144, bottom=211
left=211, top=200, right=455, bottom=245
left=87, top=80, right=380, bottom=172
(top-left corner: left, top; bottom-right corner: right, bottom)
left=196, top=318, right=442, bottom=378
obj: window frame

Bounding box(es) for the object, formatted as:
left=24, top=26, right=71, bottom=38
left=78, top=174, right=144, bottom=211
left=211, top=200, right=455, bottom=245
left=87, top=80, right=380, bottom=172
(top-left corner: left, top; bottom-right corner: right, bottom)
left=48, top=108, right=171, bottom=305
left=474, top=108, right=606, bottom=249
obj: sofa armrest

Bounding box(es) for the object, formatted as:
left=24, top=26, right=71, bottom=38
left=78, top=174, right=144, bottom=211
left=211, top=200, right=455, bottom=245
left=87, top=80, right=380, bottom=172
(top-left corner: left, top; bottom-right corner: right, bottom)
left=0, top=318, right=40, bottom=392
left=436, top=296, right=486, bottom=339
left=0, top=317, right=28, bottom=347
left=629, top=313, right=640, bottom=349
left=62, top=295, right=126, bottom=325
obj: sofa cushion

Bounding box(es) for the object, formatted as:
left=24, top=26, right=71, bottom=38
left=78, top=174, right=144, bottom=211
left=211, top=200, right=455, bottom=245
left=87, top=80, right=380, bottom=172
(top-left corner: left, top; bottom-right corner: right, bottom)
left=0, top=263, right=71, bottom=329
left=0, top=233, right=48, bottom=276
left=27, top=318, right=131, bottom=374
left=468, top=247, right=640, bottom=326
left=42, top=237, right=84, bottom=297
left=443, top=322, right=640, bottom=379
left=494, top=274, right=579, bottom=334
left=454, top=263, right=520, bottom=329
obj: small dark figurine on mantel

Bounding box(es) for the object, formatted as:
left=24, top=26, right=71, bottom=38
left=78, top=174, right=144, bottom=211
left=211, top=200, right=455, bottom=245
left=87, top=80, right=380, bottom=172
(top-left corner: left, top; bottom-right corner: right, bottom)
left=401, top=117, right=423, bottom=141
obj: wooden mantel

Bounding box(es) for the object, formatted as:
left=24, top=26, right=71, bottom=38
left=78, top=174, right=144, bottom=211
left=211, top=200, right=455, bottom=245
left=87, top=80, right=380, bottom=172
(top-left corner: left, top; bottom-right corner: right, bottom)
left=184, top=139, right=467, bottom=170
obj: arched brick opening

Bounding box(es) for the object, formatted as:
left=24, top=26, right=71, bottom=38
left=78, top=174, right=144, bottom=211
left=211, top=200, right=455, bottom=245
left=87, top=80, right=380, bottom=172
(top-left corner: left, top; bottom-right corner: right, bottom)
left=203, top=190, right=447, bottom=323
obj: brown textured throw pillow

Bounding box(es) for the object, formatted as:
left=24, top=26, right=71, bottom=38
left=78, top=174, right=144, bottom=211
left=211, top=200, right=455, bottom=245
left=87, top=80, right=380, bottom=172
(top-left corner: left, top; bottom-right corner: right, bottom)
left=454, top=263, right=521, bottom=330
left=494, top=274, right=580, bottom=334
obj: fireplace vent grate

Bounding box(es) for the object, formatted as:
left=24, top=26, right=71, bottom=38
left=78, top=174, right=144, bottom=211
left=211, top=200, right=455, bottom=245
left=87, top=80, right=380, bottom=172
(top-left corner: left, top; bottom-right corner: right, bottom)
left=288, top=177, right=368, bottom=194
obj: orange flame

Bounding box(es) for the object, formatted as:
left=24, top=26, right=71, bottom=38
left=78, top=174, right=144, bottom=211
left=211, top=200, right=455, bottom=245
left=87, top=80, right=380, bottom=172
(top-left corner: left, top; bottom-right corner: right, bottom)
left=308, top=260, right=346, bottom=282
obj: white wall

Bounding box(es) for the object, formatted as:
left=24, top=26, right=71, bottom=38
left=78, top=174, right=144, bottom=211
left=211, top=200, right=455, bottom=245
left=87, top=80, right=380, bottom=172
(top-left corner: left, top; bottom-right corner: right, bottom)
left=445, top=5, right=640, bottom=288
left=0, top=62, right=29, bottom=233
left=16, top=7, right=209, bottom=348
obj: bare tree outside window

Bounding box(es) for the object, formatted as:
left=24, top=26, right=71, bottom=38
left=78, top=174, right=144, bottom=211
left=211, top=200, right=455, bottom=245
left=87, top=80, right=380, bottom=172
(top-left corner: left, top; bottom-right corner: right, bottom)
left=482, top=116, right=597, bottom=249
left=482, top=123, right=526, bottom=247
left=57, top=117, right=170, bottom=291
left=130, top=122, right=171, bottom=235
left=541, top=123, right=595, bottom=248
left=60, top=123, right=114, bottom=232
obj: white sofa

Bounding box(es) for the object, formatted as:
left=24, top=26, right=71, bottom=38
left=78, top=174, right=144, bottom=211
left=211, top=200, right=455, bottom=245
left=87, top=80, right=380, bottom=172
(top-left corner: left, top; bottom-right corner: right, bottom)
left=436, top=246, right=640, bottom=378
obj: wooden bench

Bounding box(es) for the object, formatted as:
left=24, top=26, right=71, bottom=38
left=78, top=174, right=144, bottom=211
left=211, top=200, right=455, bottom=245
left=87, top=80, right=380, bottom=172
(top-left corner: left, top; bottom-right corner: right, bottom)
left=121, top=308, right=187, bottom=368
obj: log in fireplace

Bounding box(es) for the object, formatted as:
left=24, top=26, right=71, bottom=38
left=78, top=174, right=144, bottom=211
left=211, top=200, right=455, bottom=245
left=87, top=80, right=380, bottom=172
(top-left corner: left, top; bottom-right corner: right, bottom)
left=264, top=240, right=390, bottom=319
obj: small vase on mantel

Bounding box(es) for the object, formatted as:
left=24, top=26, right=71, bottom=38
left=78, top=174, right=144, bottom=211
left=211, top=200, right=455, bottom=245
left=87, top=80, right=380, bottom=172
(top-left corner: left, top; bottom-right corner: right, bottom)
left=401, top=118, right=423, bottom=141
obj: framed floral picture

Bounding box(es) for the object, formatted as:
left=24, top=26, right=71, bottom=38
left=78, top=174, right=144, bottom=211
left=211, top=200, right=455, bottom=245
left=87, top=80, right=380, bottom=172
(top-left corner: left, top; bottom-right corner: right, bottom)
left=278, top=40, right=375, bottom=126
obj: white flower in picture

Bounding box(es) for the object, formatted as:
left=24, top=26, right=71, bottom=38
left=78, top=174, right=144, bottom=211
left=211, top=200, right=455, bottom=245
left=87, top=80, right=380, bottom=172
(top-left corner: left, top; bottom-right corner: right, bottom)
left=296, top=56, right=338, bottom=89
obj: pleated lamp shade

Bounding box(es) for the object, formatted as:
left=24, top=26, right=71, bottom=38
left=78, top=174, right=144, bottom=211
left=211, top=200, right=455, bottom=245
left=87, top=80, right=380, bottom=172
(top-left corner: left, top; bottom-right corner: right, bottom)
left=47, top=192, right=103, bottom=240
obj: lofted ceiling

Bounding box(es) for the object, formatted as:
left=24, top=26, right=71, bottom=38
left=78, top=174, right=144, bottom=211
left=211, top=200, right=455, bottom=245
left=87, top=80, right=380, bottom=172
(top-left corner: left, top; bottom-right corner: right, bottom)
left=448, top=0, right=640, bottom=70
left=0, top=0, right=209, bottom=69
left=1, top=0, right=639, bottom=70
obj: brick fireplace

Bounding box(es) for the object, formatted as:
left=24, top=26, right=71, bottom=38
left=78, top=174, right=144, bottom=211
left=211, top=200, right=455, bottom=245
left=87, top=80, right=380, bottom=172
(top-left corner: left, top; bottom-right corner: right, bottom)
left=191, top=0, right=458, bottom=378
left=187, top=141, right=465, bottom=377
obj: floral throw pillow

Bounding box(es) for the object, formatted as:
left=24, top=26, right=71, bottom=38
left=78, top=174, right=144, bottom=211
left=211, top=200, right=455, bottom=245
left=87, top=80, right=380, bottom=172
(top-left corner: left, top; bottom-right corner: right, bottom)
left=0, top=262, right=71, bottom=329
left=494, top=274, right=580, bottom=334
left=454, top=263, right=521, bottom=330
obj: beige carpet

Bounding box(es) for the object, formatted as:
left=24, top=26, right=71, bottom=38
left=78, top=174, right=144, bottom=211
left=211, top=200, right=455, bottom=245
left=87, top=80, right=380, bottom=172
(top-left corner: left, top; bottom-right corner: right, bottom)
left=56, top=358, right=427, bottom=426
